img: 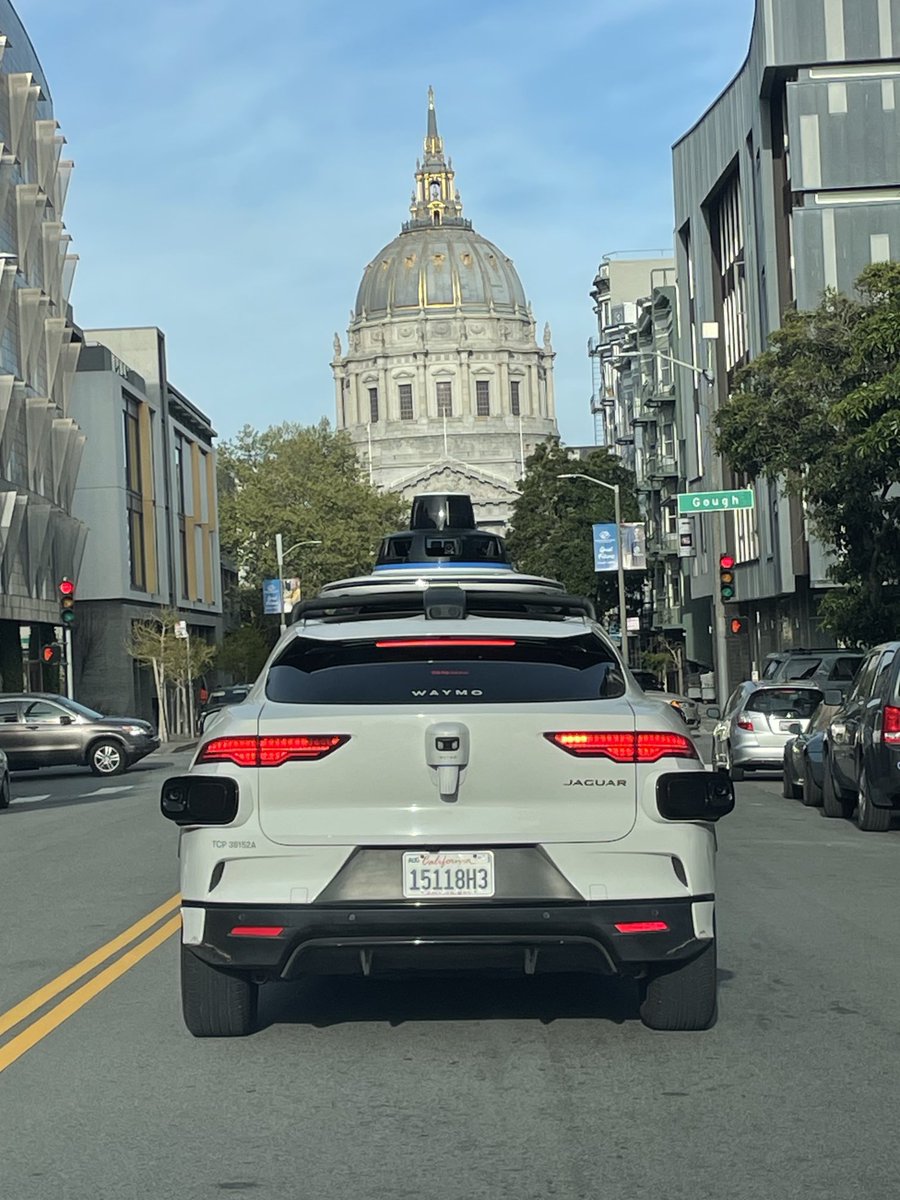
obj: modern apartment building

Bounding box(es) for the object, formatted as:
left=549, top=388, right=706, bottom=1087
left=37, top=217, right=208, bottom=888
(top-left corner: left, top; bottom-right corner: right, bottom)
left=671, top=0, right=900, bottom=691
left=0, top=1, right=85, bottom=692
left=70, top=330, right=222, bottom=721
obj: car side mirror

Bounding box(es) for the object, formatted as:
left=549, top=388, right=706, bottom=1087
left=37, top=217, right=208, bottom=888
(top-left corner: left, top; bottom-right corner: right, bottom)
left=786, top=722, right=802, bottom=735
left=59, top=715, right=74, bottom=726
left=706, top=706, right=721, bottom=720
left=824, top=689, right=843, bottom=706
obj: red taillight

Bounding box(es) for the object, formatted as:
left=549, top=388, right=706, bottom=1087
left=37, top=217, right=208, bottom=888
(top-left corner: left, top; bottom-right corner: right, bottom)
left=737, top=718, right=754, bottom=731
left=375, top=638, right=516, bottom=648
left=546, top=731, right=697, bottom=763
left=197, top=736, right=259, bottom=767
left=197, top=735, right=349, bottom=767
left=229, top=926, right=284, bottom=938
left=884, top=705, right=900, bottom=744
left=615, top=921, right=669, bottom=934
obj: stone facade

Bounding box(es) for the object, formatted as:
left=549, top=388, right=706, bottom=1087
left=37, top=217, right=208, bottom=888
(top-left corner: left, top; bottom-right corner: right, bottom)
left=332, top=90, right=558, bottom=527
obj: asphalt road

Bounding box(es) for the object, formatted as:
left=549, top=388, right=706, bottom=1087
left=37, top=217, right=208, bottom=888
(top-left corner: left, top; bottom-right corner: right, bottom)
left=1, top=744, right=899, bottom=1200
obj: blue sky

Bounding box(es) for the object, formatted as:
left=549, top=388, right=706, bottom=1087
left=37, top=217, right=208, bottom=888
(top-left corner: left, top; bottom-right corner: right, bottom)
left=22, top=0, right=754, bottom=447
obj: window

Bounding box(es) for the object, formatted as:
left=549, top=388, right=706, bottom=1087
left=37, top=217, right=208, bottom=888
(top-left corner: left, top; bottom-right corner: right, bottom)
left=873, top=650, right=896, bottom=699
left=0, top=701, right=19, bottom=724
left=828, top=656, right=863, bottom=682
left=266, top=633, right=626, bottom=705
left=368, top=388, right=379, bottom=423
left=476, top=379, right=490, bottom=417
left=124, top=400, right=146, bottom=591
left=399, top=383, right=414, bottom=420
left=848, top=654, right=879, bottom=703
left=744, top=688, right=823, bottom=719
left=436, top=380, right=452, bottom=417
left=510, top=380, right=520, bottom=417
left=23, top=700, right=69, bottom=724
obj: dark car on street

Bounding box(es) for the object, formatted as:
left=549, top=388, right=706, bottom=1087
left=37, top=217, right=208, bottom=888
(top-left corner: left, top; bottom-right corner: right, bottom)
left=781, top=701, right=840, bottom=805
left=821, top=642, right=900, bottom=832
left=0, top=694, right=159, bottom=776
left=761, top=647, right=863, bottom=692
left=197, top=684, right=252, bottom=735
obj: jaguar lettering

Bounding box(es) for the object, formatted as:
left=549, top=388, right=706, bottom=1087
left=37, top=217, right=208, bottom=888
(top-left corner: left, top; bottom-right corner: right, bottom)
left=564, top=779, right=628, bottom=787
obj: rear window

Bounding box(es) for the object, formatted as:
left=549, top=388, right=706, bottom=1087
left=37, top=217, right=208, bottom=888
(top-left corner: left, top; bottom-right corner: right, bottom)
left=828, top=656, right=863, bottom=682
left=745, top=688, right=823, bottom=718
left=266, top=633, right=626, bottom=704
left=780, top=657, right=822, bottom=680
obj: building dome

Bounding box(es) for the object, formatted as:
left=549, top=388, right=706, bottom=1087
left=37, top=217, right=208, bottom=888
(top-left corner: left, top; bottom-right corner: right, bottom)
left=355, top=225, right=528, bottom=319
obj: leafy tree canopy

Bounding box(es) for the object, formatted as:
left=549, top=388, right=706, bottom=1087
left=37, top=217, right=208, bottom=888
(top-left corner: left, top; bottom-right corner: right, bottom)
left=218, top=421, right=406, bottom=604
left=714, top=262, right=900, bottom=644
left=506, top=439, right=642, bottom=618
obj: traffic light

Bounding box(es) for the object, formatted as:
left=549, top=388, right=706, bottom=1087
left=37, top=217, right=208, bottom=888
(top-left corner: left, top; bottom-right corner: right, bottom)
left=59, top=577, right=75, bottom=628
left=719, top=553, right=736, bottom=603
left=728, top=616, right=749, bottom=636
left=42, top=643, right=62, bottom=665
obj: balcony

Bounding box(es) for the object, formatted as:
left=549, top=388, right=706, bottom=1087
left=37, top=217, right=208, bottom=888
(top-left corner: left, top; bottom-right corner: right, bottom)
left=645, top=452, right=679, bottom=481
left=653, top=604, right=685, bottom=630
left=646, top=532, right=680, bottom=558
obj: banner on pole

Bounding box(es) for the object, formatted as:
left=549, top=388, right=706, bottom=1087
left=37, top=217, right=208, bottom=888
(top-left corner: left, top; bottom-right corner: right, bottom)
left=592, top=523, right=619, bottom=573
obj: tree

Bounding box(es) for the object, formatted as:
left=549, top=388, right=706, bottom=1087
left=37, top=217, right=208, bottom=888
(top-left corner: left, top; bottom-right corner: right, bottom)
left=126, top=609, right=217, bottom=739
left=506, top=439, right=642, bottom=619
left=216, top=625, right=270, bottom=683
left=217, top=421, right=406, bottom=608
left=714, top=261, right=900, bottom=645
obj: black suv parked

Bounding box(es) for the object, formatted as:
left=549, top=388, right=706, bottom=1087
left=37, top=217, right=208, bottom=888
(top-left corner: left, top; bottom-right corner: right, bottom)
left=0, top=694, right=159, bottom=776
left=821, top=642, right=900, bottom=832
left=761, top=647, right=864, bottom=692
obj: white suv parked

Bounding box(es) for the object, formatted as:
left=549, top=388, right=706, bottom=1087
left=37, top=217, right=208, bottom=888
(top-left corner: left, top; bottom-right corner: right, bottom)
left=163, top=569, right=733, bottom=1036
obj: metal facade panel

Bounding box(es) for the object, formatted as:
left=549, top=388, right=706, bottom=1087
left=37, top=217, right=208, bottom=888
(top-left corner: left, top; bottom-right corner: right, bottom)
left=793, top=202, right=900, bottom=308
left=788, top=78, right=900, bottom=190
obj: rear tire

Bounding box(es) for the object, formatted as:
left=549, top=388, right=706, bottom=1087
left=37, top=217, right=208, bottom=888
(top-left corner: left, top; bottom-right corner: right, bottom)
left=782, top=764, right=801, bottom=799
left=801, top=765, right=823, bottom=807
left=639, top=939, right=717, bottom=1031
left=0, top=771, right=10, bottom=809
left=856, top=769, right=892, bottom=833
left=822, top=756, right=852, bottom=819
left=181, top=945, right=258, bottom=1037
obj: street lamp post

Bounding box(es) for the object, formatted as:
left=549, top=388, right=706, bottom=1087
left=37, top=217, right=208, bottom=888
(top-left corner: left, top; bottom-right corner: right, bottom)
left=275, top=534, right=323, bottom=636
left=558, top=473, right=630, bottom=667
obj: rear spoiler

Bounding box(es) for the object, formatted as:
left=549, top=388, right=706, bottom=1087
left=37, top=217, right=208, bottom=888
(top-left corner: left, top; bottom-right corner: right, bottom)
left=290, top=585, right=597, bottom=626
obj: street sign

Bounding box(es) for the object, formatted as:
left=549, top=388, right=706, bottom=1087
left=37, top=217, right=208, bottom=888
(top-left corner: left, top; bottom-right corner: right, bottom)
left=592, top=523, right=619, bottom=573
left=677, top=489, right=754, bottom=514
left=173, top=620, right=188, bottom=640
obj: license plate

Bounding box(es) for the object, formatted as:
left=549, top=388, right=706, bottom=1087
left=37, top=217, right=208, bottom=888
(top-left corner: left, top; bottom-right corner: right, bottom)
left=402, top=850, right=495, bottom=899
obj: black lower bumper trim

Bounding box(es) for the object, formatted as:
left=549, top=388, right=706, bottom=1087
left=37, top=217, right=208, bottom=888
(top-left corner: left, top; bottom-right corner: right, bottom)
left=185, top=898, right=712, bottom=980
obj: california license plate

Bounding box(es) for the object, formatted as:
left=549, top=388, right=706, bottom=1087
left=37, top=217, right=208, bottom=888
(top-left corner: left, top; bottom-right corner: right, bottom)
left=402, top=850, right=495, bottom=898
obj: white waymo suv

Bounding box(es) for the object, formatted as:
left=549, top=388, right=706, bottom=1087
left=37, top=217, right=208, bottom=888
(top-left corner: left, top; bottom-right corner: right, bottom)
left=163, top=536, right=732, bottom=1037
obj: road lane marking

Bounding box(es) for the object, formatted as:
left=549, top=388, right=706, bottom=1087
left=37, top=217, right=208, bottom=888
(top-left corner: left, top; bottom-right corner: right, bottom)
left=77, top=785, right=134, bottom=797
left=0, top=914, right=181, bottom=1075
left=0, top=893, right=180, bottom=1038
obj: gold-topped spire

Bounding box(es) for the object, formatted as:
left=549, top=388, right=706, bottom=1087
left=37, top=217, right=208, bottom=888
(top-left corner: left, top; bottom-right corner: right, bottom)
left=408, top=87, right=465, bottom=229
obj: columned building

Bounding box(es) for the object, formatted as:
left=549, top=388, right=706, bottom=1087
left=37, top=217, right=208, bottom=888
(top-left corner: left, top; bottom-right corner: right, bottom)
left=0, top=2, right=85, bottom=692
left=332, top=90, right=558, bottom=527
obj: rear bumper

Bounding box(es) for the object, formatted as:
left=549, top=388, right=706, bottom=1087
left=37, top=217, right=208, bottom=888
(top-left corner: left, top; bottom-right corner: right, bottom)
left=183, top=897, right=714, bottom=980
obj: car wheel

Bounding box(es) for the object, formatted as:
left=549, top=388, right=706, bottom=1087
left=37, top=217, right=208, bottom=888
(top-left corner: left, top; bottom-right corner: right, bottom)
left=726, top=747, right=745, bottom=783
left=181, top=945, right=258, bottom=1038
left=0, top=771, right=10, bottom=809
left=822, top=756, right=852, bottom=819
left=856, top=768, right=892, bottom=833
left=639, top=939, right=717, bottom=1031
left=801, top=764, right=823, bottom=808
left=88, top=740, right=126, bottom=776
left=781, top=761, right=801, bottom=799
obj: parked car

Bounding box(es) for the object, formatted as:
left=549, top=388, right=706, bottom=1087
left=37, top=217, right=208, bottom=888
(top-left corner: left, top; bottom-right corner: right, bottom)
left=0, top=694, right=159, bottom=776
left=197, top=684, right=252, bottom=735
left=821, top=641, right=900, bottom=832
left=631, top=670, right=664, bottom=692
left=0, top=746, right=9, bottom=808
left=630, top=672, right=700, bottom=728
left=712, top=681, right=824, bottom=781
left=761, top=647, right=863, bottom=692
left=781, top=701, right=841, bottom=803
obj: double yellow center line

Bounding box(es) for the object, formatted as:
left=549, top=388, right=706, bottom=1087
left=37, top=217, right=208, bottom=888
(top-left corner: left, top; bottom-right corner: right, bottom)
left=0, top=894, right=181, bottom=1074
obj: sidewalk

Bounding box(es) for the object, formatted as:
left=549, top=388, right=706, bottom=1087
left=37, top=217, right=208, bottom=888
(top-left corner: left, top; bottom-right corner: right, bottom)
left=148, top=737, right=197, bottom=762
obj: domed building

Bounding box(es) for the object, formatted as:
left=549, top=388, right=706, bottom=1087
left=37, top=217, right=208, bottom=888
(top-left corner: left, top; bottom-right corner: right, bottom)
left=332, top=89, right=559, bottom=527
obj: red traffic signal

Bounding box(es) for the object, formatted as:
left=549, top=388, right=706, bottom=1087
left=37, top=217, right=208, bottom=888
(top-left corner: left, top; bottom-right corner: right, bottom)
left=719, top=554, right=736, bottom=571
left=719, top=553, right=736, bottom=602
left=728, top=616, right=748, bottom=636
left=59, top=577, right=76, bottom=627
left=42, top=643, right=62, bottom=665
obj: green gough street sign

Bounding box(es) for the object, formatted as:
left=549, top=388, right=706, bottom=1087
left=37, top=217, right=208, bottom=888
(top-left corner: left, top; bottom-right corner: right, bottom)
left=677, top=488, right=755, bottom=514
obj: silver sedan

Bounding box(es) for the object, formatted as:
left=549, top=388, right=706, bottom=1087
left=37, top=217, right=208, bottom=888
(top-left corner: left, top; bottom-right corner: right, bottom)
left=712, top=681, right=824, bottom=781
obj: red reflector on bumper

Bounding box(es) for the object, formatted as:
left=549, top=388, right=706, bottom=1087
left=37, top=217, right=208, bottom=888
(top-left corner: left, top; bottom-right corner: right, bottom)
left=229, top=926, right=285, bottom=938
left=614, top=921, right=669, bottom=934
